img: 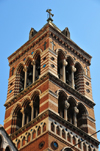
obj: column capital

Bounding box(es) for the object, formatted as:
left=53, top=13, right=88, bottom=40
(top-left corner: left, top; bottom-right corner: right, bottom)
left=63, top=59, right=68, bottom=66
left=72, top=65, right=76, bottom=72
left=29, top=101, right=33, bottom=107
left=65, top=101, right=70, bottom=109
left=23, top=66, right=28, bottom=72
left=20, top=107, right=25, bottom=114
left=74, top=106, right=79, bottom=114
left=31, top=60, right=36, bottom=65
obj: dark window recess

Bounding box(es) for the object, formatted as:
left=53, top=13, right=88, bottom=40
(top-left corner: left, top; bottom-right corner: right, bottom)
left=86, top=82, right=89, bottom=85
left=86, top=89, right=90, bottom=93
left=43, top=57, right=46, bottom=60
left=39, top=141, right=45, bottom=149
left=51, top=57, right=55, bottom=61
left=51, top=141, right=58, bottom=150
left=10, top=82, right=13, bottom=86
left=51, top=64, right=55, bottom=68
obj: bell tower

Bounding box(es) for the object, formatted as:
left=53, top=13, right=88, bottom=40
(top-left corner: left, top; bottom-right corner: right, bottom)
left=4, top=10, right=99, bottom=151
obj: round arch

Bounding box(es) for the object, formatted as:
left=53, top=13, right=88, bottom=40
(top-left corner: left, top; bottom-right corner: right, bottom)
left=67, top=96, right=77, bottom=106
left=30, top=89, right=41, bottom=100
left=66, top=55, right=74, bottom=65
left=56, top=49, right=66, bottom=59
left=15, top=62, right=25, bottom=74
left=33, top=49, right=42, bottom=60
left=25, top=55, right=33, bottom=66
left=22, top=96, right=31, bottom=107
left=77, top=102, right=88, bottom=115
left=74, top=61, right=85, bottom=74
left=11, top=103, right=22, bottom=116
left=56, top=89, right=68, bottom=99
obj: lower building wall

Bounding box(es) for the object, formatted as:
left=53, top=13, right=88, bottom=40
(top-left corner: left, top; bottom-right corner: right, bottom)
left=19, top=133, right=48, bottom=151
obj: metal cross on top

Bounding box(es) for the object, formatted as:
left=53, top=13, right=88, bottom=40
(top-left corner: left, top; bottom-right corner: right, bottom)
left=46, top=9, right=54, bottom=22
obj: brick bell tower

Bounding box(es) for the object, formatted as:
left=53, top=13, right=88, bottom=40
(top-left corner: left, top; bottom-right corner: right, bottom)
left=4, top=10, right=99, bottom=151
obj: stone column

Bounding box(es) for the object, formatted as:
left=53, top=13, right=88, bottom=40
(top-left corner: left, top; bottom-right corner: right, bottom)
left=81, top=141, right=83, bottom=150
left=63, top=59, right=68, bottom=83
left=23, top=66, right=27, bottom=89
left=71, top=65, right=76, bottom=89
left=29, top=101, right=34, bottom=121
left=31, top=60, right=36, bottom=83
left=21, top=107, right=25, bottom=127
left=73, top=107, right=79, bottom=127
left=86, top=143, right=88, bottom=151
left=60, top=128, right=62, bottom=137
left=64, top=101, right=70, bottom=121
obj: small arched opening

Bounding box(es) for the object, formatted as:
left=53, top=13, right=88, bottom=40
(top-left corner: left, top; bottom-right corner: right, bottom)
left=77, top=103, right=88, bottom=132
left=5, top=146, right=11, bottom=151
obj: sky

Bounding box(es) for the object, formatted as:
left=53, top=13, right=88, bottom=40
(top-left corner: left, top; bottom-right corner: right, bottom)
left=0, top=0, right=100, bottom=149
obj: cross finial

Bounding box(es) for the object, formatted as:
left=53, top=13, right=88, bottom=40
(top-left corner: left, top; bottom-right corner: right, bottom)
left=46, top=9, right=54, bottom=23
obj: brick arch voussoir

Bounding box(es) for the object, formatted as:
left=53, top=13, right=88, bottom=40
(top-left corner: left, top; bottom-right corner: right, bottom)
left=67, top=96, right=78, bottom=107
left=56, top=48, right=66, bottom=59
left=30, top=89, right=41, bottom=100
left=25, top=55, right=33, bottom=66
left=56, top=89, right=68, bottom=100
left=66, top=55, right=75, bottom=65
left=15, top=62, right=25, bottom=75
left=11, top=103, right=22, bottom=116
left=78, top=102, right=88, bottom=115
left=21, top=96, right=31, bottom=107
left=33, top=48, right=42, bottom=60
left=75, top=61, right=85, bottom=74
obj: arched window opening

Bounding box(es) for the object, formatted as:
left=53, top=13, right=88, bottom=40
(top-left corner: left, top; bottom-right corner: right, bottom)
left=24, top=102, right=31, bottom=125
left=0, top=135, right=2, bottom=148
left=83, top=143, right=86, bottom=151
left=67, top=98, right=76, bottom=124
left=77, top=103, right=87, bottom=131
left=33, top=95, right=40, bottom=118
left=73, top=136, right=76, bottom=145
left=57, top=50, right=65, bottom=80
left=22, top=137, right=25, bottom=146
left=67, top=133, right=71, bottom=142
left=12, top=105, right=22, bottom=132
left=35, top=55, right=40, bottom=81
left=88, top=146, right=91, bottom=151
left=37, top=126, right=41, bottom=136
left=78, top=139, right=81, bottom=148
left=51, top=122, right=54, bottom=132
left=74, top=63, right=84, bottom=91
left=56, top=126, right=60, bottom=135
left=58, top=91, right=67, bottom=118
left=33, top=130, right=36, bottom=139
left=17, top=140, right=20, bottom=149
left=62, top=129, right=65, bottom=139
left=5, top=146, right=10, bottom=151
left=43, top=123, right=46, bottom=132
left=17, top=64, right=25, bottom=92
left=27, top=133, right=31, bottom=142
left=27, top=62, right=33, bottom=87
left=16, top=108, right=22, bottom=130
left=65, top=57, right=73, bottom=86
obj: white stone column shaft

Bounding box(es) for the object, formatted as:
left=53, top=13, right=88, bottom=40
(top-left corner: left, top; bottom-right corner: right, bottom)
left=64, top=101, right=70, bottom=121
left=23, top=66, right=27, bottom=89
left=71, top=65, right=76, bottom=89
left=74, top=107, right=79, bottom=127
left=31, top=60, right=36, bottom=83
left=63, top=59, right=68, bottom=83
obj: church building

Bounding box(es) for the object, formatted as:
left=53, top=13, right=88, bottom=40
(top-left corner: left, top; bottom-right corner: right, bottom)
left=1, top=10, right=99, bottom=151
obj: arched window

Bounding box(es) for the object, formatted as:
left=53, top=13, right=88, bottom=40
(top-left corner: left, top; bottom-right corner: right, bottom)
left=12, top=104, right=22, bottom=132
left=58, top=91, right=67, bottom=118
left=43, top=123, right=46, bottom=132
left=33, top=94, right=40, bottom=118
left=67, top=97, right=76, bottom=124
left=35, top=55, right=40, bottom=81
left=24, top=101, right=31, bottom=125
left=51, top=122, right=54, bottom=132
left=67, top=133, right=71, bottom=142
left=37, top=126, right=41, bottom=136
left=57, top=50, right=65, bottom=80
left=27, top=62, right=33, bottom=87
left=27, top=133, right=31, bottom=142
left=74, top=62, right=84, bottom=93
left=56, top=126, right=60, bottom=135
left=16, top=63, right=25, bottom=92
left=65, top=56, right=74, bottom=86
left=62, top=129, right=65, bottom=139
left=33, top=130, right=36, bottom=139
left=5, top=146, right=10, bottom=151
left=77, top=103, right=88, bottom=132
left=17, top=140, right=20, bottom=149
left=73, top=136, right=76, bottom=145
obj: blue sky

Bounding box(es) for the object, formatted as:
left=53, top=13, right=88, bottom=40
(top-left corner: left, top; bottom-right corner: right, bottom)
left=0, top=0, right=100, bottom=148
